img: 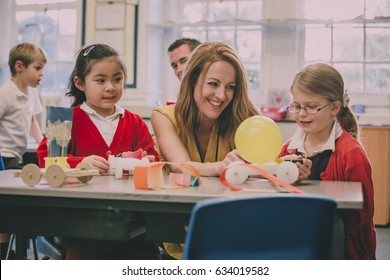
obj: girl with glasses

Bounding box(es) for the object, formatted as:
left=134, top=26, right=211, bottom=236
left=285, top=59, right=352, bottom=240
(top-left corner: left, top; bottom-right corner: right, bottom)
left=279, top=63, right=376, bottom=259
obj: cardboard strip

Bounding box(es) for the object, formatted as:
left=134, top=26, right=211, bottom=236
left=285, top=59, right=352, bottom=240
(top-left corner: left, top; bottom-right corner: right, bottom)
left=134, top=162, right=202, bottom=190
left=169, top=173, right=191, bottom=186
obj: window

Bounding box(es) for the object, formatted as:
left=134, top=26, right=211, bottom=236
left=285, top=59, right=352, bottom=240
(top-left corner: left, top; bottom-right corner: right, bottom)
left=160, top=0, right=263, bottom=102
left=83, top=0, right=138, bottom=88
left=183, top=0, right=263, bottom=93
left=147, top=0, right=390, bottom=110
left=304, top=0, right=390, bottom=96
left=15, top=0, right=78, bottom=105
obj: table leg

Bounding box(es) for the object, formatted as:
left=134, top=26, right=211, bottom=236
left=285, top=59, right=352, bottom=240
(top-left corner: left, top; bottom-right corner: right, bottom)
left=15, top=234, right=26, bottom=260
left=332, top=215, right=345, bottom=259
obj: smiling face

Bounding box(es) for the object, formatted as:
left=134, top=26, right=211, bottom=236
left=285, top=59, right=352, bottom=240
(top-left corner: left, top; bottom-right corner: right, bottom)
left=194, top=60, right=236, bottom=124
left=74, top=57, right=125, bottom=117
left=291, top=84, right=341, bottom=140
left=169, top=44, right=193, bottom=80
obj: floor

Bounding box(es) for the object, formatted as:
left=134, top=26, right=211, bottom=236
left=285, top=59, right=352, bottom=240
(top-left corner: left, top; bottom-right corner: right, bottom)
left=375, top=226, right=390, bottom=260
left=22, top=225, right=390, bottom=260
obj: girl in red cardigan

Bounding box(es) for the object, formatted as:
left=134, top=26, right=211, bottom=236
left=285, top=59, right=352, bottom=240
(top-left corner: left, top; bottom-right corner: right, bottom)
left=38, top=44, right=159, bottom=171
left=37, top=44, right=160, bottom=259
left=280, top=63, right=376, bottom=259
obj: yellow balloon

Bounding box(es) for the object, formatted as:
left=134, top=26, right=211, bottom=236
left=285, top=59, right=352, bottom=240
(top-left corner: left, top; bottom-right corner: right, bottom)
left=235, top=116, right=283, bottom=164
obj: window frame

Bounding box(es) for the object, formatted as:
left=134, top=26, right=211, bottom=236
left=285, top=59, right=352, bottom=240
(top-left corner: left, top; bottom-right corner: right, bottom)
left=82, top=0, right=139, bottom=89
left=303, top=19, right=390, bottom=97
left=14, top=0, right=79, bottom=98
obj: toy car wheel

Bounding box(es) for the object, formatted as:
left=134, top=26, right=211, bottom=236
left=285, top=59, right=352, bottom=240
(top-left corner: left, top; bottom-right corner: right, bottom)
left=20, top=164, right=42, bottom=186
left=275, top=161, right=299, bottom=184
left=225, top=162, right=249, bottom=185
left=45, top=164, right=66, bottom=187
left=76, top=162, right=95, bottom=183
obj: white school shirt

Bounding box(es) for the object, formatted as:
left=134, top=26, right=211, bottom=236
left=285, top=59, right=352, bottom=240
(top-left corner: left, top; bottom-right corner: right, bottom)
left=0, top=80, right=43, bottom=161
left=286, top=120, right=343, bottom=157
left=80, top=102, right=124, bottom=146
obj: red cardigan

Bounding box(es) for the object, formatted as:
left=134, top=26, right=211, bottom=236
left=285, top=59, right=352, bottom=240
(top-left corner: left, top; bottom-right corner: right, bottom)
left=37, top=105, right=159, bottom=168
left=279, top=131, right=376, bottom=260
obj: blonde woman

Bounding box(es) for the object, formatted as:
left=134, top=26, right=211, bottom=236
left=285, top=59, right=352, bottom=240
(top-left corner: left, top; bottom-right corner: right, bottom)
left=152, top=41, right=311, bottom=259
left=152, top=41, right=259, bottom=177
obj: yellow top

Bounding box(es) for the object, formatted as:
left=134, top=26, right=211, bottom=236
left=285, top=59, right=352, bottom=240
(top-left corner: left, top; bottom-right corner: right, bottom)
left=154, top=104, right=233, bottom=163
left=154, top=104, right=234, bottom=259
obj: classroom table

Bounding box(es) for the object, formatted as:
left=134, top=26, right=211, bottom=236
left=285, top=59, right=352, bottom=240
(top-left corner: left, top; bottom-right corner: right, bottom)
left=0, top=169, right=363, bottom=259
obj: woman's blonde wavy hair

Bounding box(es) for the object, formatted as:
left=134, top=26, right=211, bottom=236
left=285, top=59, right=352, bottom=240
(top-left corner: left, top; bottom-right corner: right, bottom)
left=174, top=41, right=259, bottom=144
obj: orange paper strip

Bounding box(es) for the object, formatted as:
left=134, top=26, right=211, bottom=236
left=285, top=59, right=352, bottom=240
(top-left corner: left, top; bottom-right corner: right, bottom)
left=133, top=166, right=149, bottom=190
left=220, top=163, right=303, bottom=193
left=133, top=162, right=202, bottom=190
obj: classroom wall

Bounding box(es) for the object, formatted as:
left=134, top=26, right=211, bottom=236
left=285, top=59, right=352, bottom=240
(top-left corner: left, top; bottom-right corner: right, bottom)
left=0, top=1, right=16, bottom=84
left=0, top=1, right=15, bottom=63
left=1, top=0, right=390, bottom=125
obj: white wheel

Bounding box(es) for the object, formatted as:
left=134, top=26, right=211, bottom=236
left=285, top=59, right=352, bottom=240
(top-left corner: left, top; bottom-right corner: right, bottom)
left=20, top=164, right=42, bottom=186
left=276, top=161, right=299, bottom=184
left=225, top=163, right=249, bottom=185
left=45, top=164, right=66, bottom=187
left=76, top=162, right=95, bottom=183
left=108, top=155, right=115, bottom=175
left=114, top=163, right=123, bottom=179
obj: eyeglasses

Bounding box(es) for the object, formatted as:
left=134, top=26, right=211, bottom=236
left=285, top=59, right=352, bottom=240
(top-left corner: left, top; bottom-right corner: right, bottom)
left=287, top=102, right=331, bottom=115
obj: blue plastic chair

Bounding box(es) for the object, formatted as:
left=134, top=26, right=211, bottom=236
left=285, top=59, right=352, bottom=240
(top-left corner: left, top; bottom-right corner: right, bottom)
left=183, top=196, right=337, bottom=260
left=0, top=155, right=5, bottom=171
left=36, top=236, right=66, bottom=260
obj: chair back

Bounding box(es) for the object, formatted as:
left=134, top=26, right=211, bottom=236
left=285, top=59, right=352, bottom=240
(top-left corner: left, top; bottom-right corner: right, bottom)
left=183, top=195, right=337, bottom=260
left=36, top=236, right=66, bottom=259
left=0, top=155, right=5, bottom=171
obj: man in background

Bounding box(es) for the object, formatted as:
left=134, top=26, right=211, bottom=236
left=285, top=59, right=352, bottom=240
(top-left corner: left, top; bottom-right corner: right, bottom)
left=168, top=38, right=200, bottom=80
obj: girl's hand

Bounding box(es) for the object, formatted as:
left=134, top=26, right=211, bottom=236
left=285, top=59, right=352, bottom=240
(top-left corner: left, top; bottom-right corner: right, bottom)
left=141, top=151, right=156, bottom=162
left=82, top=155, right=109, bottom=174
left=295, top=157, right=312, bottom=182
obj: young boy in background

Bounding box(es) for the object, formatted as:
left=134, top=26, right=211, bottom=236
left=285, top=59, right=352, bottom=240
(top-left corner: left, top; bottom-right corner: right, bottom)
left=0, top=42, right=47, bottom=259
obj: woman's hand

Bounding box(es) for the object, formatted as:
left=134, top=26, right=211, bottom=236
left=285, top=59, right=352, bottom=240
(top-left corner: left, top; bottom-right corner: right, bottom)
left=82, top=155, right=109, bottom=174
left=215, top=149, right=245, bottom=175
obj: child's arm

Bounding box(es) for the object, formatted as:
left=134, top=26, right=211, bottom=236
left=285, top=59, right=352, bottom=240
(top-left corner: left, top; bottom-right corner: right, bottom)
left=81, top=155, right=109, bottom=174
left=37, top=136, right=49, bottom=168
left=30, top=116, right=43, bottom=143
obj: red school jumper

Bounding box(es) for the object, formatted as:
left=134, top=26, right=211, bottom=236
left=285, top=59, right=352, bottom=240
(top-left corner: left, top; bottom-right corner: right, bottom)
left=37, top=105, right=159, bottom=168
left=279, top=131, right=376, bottom=260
